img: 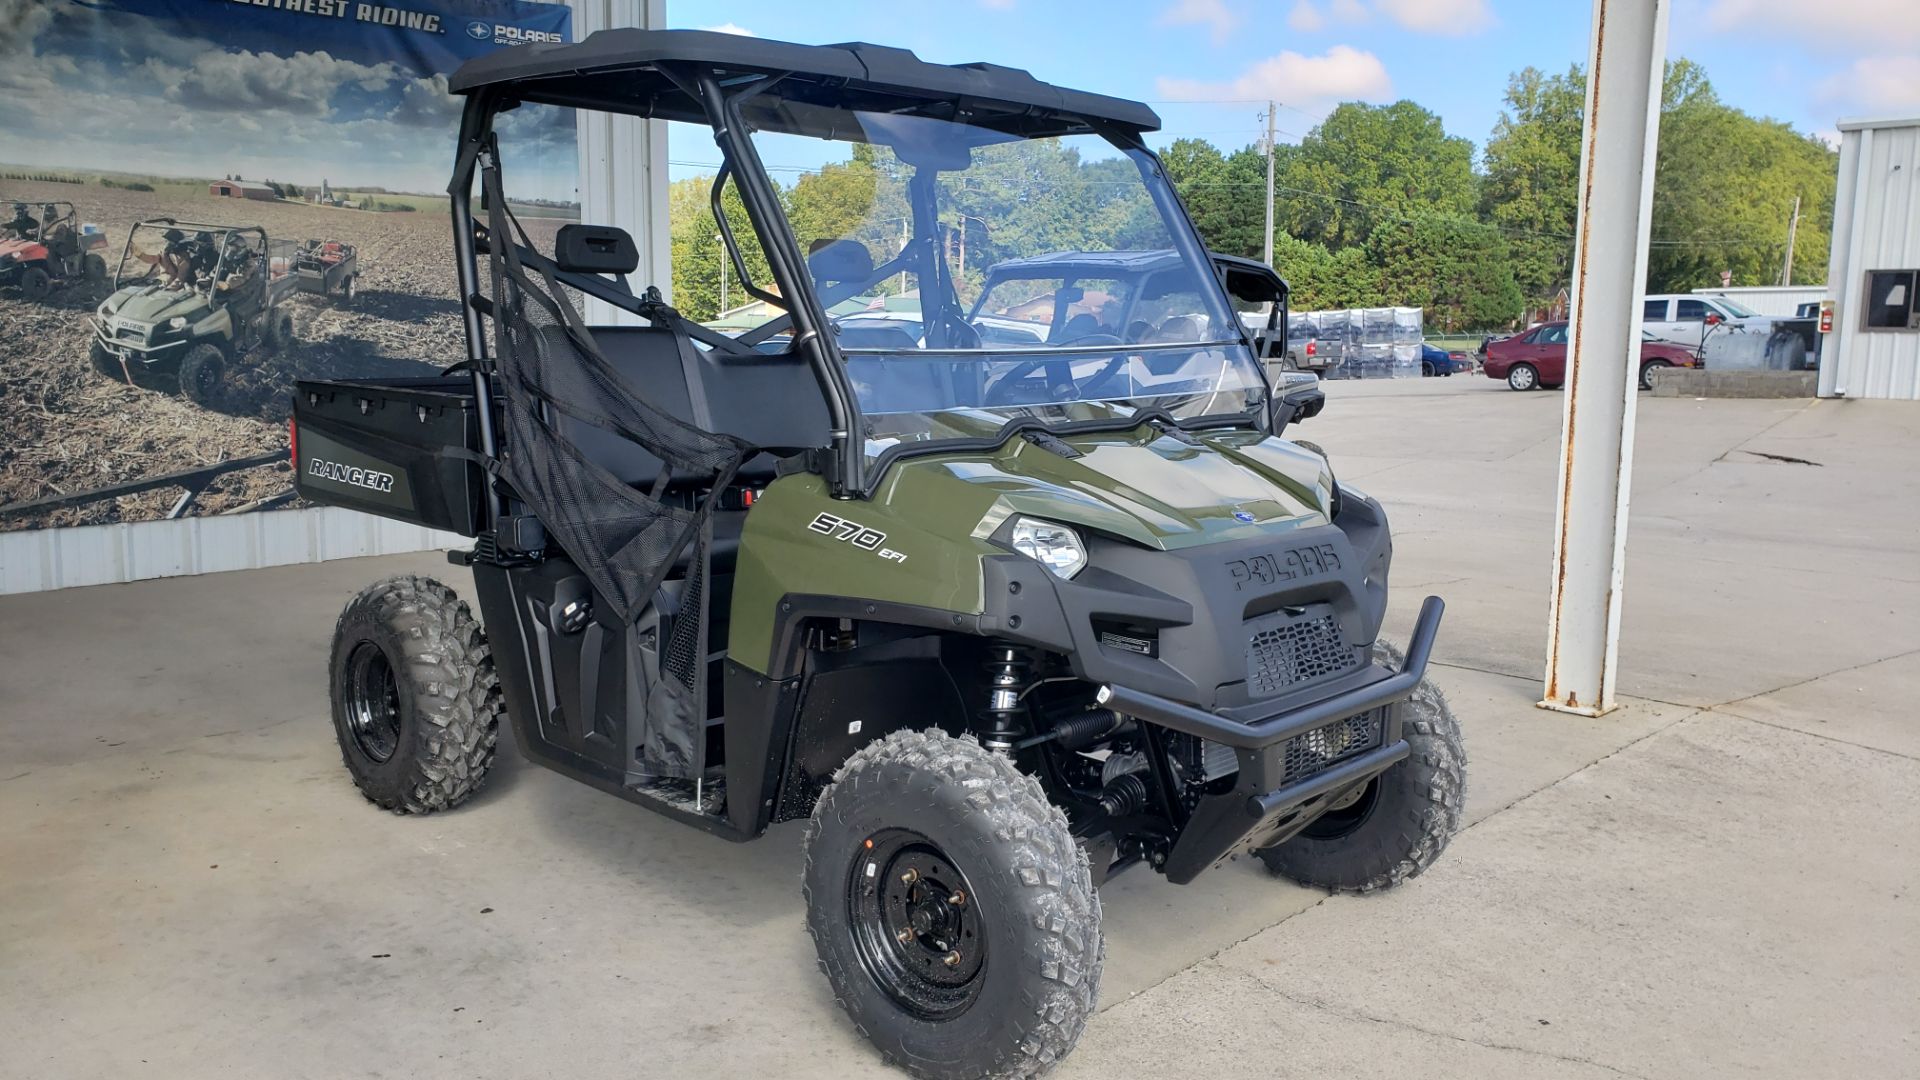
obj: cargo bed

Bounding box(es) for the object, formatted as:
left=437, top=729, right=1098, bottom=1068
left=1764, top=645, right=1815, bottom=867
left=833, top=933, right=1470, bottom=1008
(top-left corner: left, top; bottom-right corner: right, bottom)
left=291, top=376, right=492, bottom=537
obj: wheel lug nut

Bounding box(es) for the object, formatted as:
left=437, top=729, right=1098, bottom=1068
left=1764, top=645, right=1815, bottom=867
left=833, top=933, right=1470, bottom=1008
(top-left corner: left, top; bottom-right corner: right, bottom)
left=947, top=891, right=966, bottom=906
left=900, top=868, right=918, bottom=885
left=943, top=950, right=962, bottom=968
left=896, top=927, right=915, bottom=944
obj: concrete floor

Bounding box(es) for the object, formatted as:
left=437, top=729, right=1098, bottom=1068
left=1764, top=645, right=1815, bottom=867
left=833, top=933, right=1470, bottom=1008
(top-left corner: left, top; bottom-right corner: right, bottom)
left=3, top=377, right=1915, bottom=1079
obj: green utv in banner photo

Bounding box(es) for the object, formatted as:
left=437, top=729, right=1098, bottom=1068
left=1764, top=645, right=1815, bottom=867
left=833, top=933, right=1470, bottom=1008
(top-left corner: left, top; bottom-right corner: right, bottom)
left=0, top=0, right=572, bottom=532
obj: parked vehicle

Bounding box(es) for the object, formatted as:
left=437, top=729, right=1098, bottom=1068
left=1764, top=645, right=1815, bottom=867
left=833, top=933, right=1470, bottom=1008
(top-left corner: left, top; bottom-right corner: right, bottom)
left=1418, top=341, right=1466, bottom=376
left=1642, top=293, right=1774, bottom=351
left=1483, top=319, right=1699, bottom=391
left=290, top=238, right=359, bottom=304
left=89, top=219, right=297, bottom=404
left=1215, top=252, right=1329, bottom=374
left=0, top=200, right=108, bottom=300
left=294, top=30, right=1464, bottom=1080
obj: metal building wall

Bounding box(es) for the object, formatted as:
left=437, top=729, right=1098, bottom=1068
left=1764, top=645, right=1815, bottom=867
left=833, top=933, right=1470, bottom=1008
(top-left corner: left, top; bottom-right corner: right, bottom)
left=1688, top=285, right=1826, bottom=317
left=1820, top=117, right=1920, bottom=400
left=0, top=0, right=670, bottom=595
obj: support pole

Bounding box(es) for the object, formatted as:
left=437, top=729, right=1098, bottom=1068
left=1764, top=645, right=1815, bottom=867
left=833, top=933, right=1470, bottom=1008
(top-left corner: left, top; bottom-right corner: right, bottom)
left=1540, top=0, right=1671, bottom=717
left=571, top=0, right=668, bottom=325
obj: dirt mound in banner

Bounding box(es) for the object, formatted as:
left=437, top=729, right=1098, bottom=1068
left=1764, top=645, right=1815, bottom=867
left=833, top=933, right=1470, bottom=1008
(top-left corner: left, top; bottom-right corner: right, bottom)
left=0, top=178, right=566, bottom=530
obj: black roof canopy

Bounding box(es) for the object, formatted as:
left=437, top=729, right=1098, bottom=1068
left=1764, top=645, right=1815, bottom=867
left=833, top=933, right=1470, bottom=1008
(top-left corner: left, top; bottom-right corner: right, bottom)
left=448, top=29, right=1161, bottom=137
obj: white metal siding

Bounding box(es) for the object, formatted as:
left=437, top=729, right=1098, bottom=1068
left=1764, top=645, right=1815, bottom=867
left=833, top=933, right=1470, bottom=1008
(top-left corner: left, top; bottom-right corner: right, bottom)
left=1823, top=119, right=1920, bottom=400
left=0, top=508, right=464, bottom=595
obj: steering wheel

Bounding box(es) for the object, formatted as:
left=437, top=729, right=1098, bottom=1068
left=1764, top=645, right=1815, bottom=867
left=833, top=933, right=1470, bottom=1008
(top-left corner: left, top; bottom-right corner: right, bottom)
left=983, top=334, right=1127, bottom=407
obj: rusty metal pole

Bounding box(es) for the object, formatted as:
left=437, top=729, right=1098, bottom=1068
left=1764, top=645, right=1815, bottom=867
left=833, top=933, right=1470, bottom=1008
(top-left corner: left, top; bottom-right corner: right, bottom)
left=1541, top=0, right=1671, bottom=717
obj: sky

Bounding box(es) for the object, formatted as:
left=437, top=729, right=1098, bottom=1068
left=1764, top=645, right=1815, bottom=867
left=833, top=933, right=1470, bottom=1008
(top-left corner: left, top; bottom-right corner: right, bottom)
left=666, top=0, right=1920, bottom=174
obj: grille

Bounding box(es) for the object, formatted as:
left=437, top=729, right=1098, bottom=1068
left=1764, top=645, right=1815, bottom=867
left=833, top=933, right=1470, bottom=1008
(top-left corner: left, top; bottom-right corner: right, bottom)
left=1279, top=710, right=1383, bottom=786
left=1246, top=610, right=1359, bottom=696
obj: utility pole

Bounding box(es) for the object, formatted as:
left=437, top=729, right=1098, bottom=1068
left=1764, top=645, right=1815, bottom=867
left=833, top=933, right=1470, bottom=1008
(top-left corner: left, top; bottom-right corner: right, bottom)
left=1262, top=101, right=1277, bottom=266
left=1780, top=194, right=1801, bottom=286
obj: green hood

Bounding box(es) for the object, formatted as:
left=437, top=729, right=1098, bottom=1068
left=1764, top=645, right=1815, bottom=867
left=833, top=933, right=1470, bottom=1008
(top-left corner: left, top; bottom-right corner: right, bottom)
left=877, top=423, right=1334, bottom=552
left=100, top=284, right=209, bottom=327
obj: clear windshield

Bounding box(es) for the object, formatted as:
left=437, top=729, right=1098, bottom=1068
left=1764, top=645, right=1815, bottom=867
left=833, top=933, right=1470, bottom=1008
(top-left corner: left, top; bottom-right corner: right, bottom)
left=740, top=104, right=1266, bottom=461
left=116, top=223, right=266, bottom=297
left=1715, top=296, right=1761, bottom=318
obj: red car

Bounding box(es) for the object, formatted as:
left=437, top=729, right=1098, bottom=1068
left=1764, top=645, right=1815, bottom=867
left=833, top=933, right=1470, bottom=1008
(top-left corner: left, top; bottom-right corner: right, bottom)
left=1482, top=320, right=1699, bottom=391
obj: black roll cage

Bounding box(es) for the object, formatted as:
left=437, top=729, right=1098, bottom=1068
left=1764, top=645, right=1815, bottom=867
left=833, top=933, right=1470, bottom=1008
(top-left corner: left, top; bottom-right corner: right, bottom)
left=112, top=217, right=268, bottom=298
left=447, top=62, right=1271, bottom=533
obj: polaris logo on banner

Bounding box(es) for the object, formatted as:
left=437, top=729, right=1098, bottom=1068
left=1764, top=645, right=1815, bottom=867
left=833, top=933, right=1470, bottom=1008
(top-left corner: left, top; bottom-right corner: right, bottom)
left=468, top=20, right=563, bottom=45
left=309, top=457, right=396, bottom=494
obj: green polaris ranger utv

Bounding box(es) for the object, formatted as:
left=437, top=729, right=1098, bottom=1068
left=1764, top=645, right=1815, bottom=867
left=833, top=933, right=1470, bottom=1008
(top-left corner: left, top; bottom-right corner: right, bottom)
left=293, top=30, right=1463, bottom=1080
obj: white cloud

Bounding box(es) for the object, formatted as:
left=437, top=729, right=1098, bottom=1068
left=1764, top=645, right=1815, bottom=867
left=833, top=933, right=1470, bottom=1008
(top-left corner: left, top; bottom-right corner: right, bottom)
left=1156, top=45, right=1393, bottom=114
left=1160, top=0, right=1240, bottom=44
left=1377, top=0, right=1494, bottom=35
left=165, top=48, right=398, bottom=117
left=1288, top=1, right=1325, bottom=32
left=1818, top=54, right=1920, bottom=114
left=698, top=22, right=756, bottom=36
left=1705, top=1, right=1918, bottom=46
left=387, top=73, right=464, bottom=130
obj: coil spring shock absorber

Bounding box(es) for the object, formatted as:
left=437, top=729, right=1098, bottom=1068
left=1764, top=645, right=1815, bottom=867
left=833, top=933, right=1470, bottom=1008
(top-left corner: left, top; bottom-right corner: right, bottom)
left=979, top=645, right=1032, bottom=753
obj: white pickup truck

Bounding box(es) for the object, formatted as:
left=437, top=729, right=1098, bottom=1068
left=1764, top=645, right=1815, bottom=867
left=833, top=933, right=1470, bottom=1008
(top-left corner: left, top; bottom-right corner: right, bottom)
left=1642, top=293, right=1775, bottom=350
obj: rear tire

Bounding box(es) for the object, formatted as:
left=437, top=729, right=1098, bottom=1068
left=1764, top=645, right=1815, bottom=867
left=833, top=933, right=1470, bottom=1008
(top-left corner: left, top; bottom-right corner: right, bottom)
left=1506, top=363, right=1538, bottom=391
left=20, top=266, right=50, bottom=302
left=341, top=274, right=358, bottom=306
left=1640, top=359, right=1671, bottom=390
left=1257, top=640, right=1465, bottom=894
left=83, top=252, right=107, bottom=284
left=268, top=308, right=297, bottom=353
left=804, top=730, right=1101, bottom=1080
left=328, top=575, right=501, bottom=814
left=177, top=344, right=225, bottom=407
left=1421, top=361, right=1435, bottom=377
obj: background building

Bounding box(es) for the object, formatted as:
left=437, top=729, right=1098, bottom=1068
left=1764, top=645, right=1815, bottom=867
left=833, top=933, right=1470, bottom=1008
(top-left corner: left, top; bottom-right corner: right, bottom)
left=1819, top=116, right=1920, bottom=400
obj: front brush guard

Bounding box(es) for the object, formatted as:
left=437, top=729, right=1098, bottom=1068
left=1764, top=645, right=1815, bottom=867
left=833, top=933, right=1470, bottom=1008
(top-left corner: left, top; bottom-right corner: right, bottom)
left=1096, top=596, right=1444, bottom=883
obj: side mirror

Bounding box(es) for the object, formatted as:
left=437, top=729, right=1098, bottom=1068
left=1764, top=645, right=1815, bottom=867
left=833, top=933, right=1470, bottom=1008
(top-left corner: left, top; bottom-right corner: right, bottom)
left=554, top=224, right=638, bottom=275
left=1272, top=370, right=1324, bottom=431
left=1705, top=313, right=1723, bottom=326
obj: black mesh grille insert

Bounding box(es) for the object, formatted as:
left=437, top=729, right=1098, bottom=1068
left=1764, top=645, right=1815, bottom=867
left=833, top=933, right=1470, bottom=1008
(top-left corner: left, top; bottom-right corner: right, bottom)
left=1279, top=709, right=1383, bottom=786
left=1246, top=609, right=1360, bottom=696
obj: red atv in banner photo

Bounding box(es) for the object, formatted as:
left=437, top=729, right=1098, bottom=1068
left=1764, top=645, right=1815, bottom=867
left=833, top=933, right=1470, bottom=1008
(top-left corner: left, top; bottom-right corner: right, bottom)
left=0, top=200, right=109, bottom=301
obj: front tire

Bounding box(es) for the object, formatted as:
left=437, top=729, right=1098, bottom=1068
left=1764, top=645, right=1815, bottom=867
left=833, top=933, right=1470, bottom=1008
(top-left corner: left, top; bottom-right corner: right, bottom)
left=1258, top=640, right=1465, bottom=893
left=1506, top=362, right=1539, bottom=391
left=177, top=343, right=225, bottom=407
left=804, top=730, right=1101, bottom=1080
left=20, top=266, right=50, bottom=301
left=328, top=575, right=501, bottom=814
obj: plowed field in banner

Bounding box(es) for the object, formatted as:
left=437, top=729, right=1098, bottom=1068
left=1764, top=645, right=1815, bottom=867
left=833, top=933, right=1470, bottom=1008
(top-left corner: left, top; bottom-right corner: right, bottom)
left=0, top=179, right=565, bottom=529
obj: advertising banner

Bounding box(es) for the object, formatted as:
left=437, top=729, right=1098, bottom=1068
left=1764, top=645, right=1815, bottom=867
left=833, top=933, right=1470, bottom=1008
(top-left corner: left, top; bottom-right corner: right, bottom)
left=0, top=0, right=574, bottom=530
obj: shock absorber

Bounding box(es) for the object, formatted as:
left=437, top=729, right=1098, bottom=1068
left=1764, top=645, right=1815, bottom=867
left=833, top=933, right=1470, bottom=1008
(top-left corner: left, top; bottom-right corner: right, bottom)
left=978, top=645, right=1032, bottom=754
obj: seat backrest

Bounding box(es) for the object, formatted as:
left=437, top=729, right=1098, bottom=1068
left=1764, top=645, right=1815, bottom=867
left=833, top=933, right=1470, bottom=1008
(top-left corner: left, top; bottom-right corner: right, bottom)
left=551, top=325, right=831, bottom=490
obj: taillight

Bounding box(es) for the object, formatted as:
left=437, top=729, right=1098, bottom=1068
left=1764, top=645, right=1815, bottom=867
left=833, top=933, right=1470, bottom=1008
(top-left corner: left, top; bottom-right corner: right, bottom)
left=289, top=417, right=298, bottom=468
left=1305, top=340, right=1316, bottom=357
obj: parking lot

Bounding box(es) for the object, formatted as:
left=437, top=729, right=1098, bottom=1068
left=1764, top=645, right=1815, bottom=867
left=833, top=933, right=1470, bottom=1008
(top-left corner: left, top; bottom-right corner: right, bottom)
left=3, top=376, right=1915, bottom=1079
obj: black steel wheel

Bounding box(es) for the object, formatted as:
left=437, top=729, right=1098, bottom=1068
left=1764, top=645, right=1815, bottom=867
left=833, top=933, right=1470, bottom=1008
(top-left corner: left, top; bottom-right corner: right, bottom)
left=341, top=640, right=402, bottom=763
left=20, top=266, right=50, bottom=302
left=847, top=829, right=988, bottom=1021
left=805, top=729, right=1100, bottom=1080
left=328, top=575, right=501, bottom=814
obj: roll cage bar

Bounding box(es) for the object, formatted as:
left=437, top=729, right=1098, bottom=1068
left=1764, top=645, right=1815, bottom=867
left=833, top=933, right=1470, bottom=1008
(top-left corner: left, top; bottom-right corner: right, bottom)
left=446, top=34, right=1267, bottom=531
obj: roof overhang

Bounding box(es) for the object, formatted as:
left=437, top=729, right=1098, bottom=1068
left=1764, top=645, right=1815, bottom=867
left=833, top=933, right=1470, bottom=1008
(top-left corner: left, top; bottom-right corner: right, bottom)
left=448, top=29, right=1160, bottom=137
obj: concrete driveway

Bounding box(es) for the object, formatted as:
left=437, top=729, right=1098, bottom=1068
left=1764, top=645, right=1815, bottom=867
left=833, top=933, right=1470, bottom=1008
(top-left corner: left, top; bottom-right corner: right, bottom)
left=3, top=377, right=1915, bottom=1078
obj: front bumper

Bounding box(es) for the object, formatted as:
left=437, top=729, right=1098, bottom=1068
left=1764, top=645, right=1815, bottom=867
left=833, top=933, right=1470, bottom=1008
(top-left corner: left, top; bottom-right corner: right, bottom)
left=1099, top=595, right=1443, bottom=883
left=91, top=321, right=185, bottom=364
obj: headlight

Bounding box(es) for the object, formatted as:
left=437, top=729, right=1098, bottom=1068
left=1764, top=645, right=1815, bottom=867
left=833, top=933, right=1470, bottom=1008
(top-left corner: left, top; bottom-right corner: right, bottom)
left=166, top=316, right=188, bottom=330
left=1009, top=517, right=1087, bottom=579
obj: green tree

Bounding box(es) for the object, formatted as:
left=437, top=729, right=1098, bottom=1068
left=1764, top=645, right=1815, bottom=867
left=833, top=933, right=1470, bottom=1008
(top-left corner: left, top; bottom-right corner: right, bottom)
left=1161, top=138, right=1267, bottom=257
left=1481, top=65, right=1585, bottom=304
left=668, top=173, right=772, bottom=322
left=1280, top=101, right=1478, bottom=251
